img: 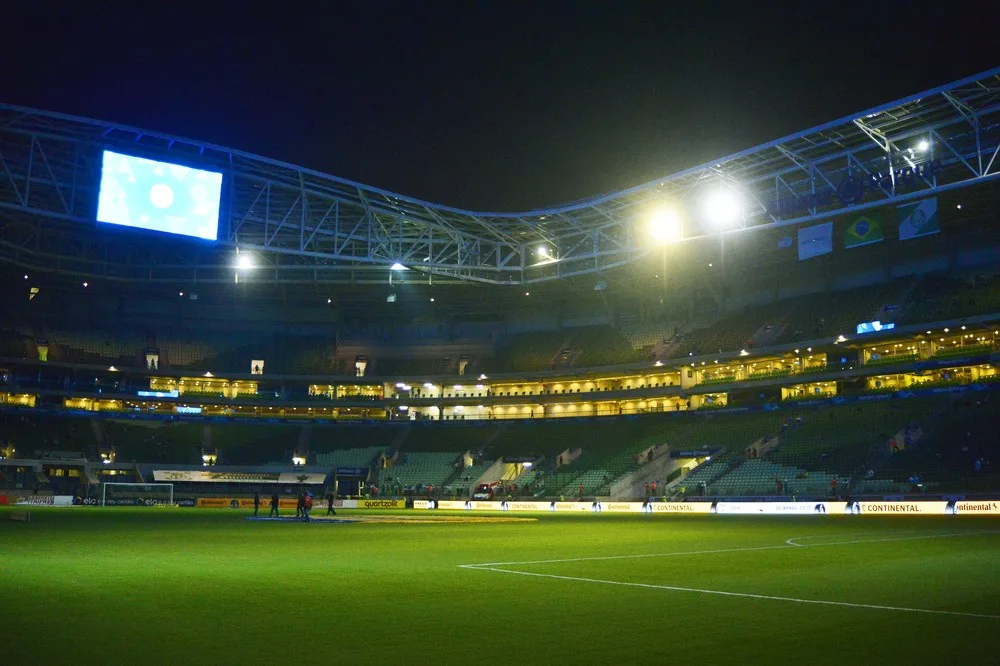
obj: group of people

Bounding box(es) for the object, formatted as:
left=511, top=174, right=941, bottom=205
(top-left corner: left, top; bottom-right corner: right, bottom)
left=252, top=491, right=338, bottom=521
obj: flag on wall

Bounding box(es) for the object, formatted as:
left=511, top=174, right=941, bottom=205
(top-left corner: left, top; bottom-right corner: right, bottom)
left=798, top=222, right=833, bottom=260
left=844, top=214, right=884, bottom=248
left=898, top=198, right=939, bottom=240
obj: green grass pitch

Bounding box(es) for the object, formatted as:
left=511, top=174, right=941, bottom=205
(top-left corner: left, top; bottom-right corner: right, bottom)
left=1, top=507, right=998, bottom=664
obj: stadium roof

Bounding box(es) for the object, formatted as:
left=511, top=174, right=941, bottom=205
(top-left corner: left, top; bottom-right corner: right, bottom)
left=0, top=67, right=998, bottom=285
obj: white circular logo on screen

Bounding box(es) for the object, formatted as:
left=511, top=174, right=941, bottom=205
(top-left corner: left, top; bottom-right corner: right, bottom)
left=149, top=183, right=175, bottom=209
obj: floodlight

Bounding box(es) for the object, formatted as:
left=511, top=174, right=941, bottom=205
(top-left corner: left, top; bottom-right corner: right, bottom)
left=390, top=262, right=407, bottom=271
left=917, top=139, right=930, bottom=152
left=703, top=188, right=742, bottom=228
left=536, top=245, right=550, bottom=257
left=235, top=254, right=254, bottom=270
left=648, top=207, right=683, bottom=243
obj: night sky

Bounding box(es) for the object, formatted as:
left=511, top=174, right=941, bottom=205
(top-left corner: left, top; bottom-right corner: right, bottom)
left=6, top=1, right=998, bottom=211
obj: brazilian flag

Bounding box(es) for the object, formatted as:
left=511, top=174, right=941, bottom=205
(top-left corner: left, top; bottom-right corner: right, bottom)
left=844, top=214, right=883, bottom=248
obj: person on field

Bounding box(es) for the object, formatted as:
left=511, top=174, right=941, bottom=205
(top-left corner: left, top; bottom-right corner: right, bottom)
left=269, top=493, right=279, bottom=517
left=326, top=492, right=337, bottom=516
left=302, top=492, right=313, bottom=522
left=295, top=493, right=304, bottom=518
left=578, top=483, right=584, bottom=499
left=253, top=491, right=260, bottom=517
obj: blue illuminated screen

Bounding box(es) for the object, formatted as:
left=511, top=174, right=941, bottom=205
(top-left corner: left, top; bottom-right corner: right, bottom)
left=97, top=150, right=222, bottom=241
left=856, top=320, right=895, bottom=335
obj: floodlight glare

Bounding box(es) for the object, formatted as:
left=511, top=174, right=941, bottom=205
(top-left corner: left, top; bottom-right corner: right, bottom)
left=390, top=262, right=407, bottom=271
left=703, top=189, right=742, bottom=228
left=917, top=139, right=930, bottom=152
left=536, top=245, right=549, bottom=257
left=235, top=254, right=254, bottom=270
left=648, top=207, right=683, bottom=243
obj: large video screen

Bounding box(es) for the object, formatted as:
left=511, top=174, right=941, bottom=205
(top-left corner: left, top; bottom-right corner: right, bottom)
left=96, top=150, right=222, bottom=241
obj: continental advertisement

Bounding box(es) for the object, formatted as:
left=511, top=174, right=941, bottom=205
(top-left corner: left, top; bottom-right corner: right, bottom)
left=649, top=502, right=714, bottom=514
left=856, top=501, right=950, bottom=514
left=196, top=498, right=300, bottom=509
left=954, top=500, right=1000, bottom=514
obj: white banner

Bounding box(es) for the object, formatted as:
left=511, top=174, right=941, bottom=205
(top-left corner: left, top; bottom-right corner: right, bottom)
left=650, top=502, right=715, bottom=514
left=798, top=222, right=834, bottom=260
left=16, top=495, right=74, bottom=507
left=857, top=501, right=949, bottom=515
left=716, top=501, right=847, bottom=515
left=954, top=500, right=1000, bottom=514
left=153, top=470, right=326, bottom=484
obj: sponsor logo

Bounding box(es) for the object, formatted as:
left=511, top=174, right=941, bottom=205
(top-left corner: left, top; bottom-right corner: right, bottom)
left=17, top=496, right=55, bottom=506
left=606, top=502, right=642, bottom=512
left=858, top=502, right=949, bottom=514
left=196, top=498, right=232, bottom=508
left=954, top=501, right=1000, bottom=514
left=15, top=495, right=75, bottom=507
left=650, top=502, right=715, bottom=514
left=716, top=502, right=846, bottom=515
left=358, top=499, right=405, bottom=509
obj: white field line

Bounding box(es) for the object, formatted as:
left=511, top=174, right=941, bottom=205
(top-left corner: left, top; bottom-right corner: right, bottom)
left=459, top=531, right=1000, bottom=620
left=460, top=531, right=1000, bottom=568
left=464, top=565, right=1000, bottom=619
left=785, top=532, right=879, bottom=546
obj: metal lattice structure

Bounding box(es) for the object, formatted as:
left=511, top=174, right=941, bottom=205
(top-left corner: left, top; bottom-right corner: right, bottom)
left=0, top=67, right=999, bottom=286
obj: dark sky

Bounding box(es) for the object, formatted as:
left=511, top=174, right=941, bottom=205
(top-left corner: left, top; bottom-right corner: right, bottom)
left=6, top=1, right=998, bottom=211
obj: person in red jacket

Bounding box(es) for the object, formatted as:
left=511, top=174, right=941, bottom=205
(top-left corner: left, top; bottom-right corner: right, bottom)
left=302, top=492, right=313, bottom=522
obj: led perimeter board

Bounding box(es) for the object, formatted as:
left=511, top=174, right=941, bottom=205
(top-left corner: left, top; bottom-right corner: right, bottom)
left=96, top=150, right=223, bottom=241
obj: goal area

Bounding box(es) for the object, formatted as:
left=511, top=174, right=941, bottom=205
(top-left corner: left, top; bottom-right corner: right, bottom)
left=100, top=483, right=174, bottom=507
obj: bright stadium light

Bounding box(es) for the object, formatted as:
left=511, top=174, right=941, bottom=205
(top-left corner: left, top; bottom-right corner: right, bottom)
left=917, top=139, right=930, bottom=152
left=390, top=262, right=407, bottom=271
left=235, top=254, right=254, bottom=270
left=648, top=207, right=683, bottom=243
left=703, top=188, right=742, bottom=228
left=536, top=245, right=550, bottom=257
